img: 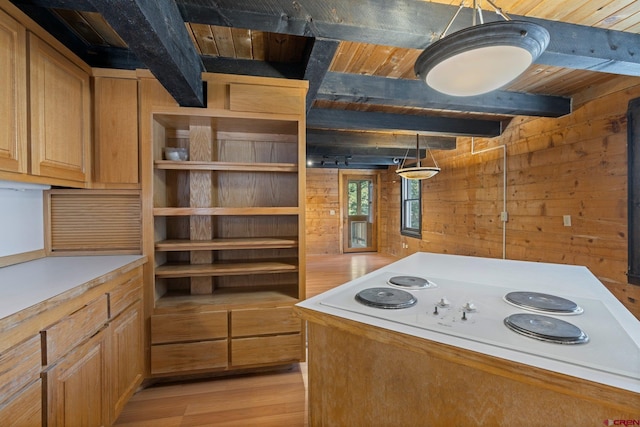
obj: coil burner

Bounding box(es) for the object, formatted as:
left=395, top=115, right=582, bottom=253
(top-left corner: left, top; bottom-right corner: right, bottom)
left=387, top=275, right=436, bottom=290
left=504, top=291, right=583, bottom=315
left=504, top=313, right=589, bottom=345
left=355, top=287, right=417, bottom=309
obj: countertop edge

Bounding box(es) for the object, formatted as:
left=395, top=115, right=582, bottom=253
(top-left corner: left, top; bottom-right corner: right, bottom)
left=0, top=255, right=146, bottom=351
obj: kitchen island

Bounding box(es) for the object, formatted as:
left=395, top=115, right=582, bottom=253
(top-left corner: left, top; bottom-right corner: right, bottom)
left=295, top=252, right=640, bottom=426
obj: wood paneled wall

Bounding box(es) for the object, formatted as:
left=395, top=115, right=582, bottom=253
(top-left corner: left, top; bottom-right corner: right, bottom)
left=380, top=80, right=640, bottom=318
left=305, top=169, right=340, bottom=254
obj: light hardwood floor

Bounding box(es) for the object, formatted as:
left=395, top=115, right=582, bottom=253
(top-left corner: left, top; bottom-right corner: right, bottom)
left=114, top=252, right=398, bottom=427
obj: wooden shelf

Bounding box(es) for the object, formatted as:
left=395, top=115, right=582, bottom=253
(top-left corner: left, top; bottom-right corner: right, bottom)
left=155, top=160, right=297, bottom=172
left=155, top=259, right=298, bottom=278
left=153, top=207, right=300, bottom=216
left=155, top=237, right=298, bottom=251
left=154, top=285, right=300, bottom=313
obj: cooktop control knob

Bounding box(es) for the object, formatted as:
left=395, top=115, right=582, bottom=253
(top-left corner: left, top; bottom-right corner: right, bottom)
left=463, top=301, right=477, bottom=312
left=438, top=297, right=450, bottom=307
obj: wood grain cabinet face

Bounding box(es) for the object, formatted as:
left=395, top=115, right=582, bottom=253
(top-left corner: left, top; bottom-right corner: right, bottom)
left=29, top=34, right=90, bottom=185
left=43, top=328, right=110, bottom=427
left=145, top=73, right=308, bottom=376
left=151, top=340, right=228, bottom=375
left=93, top=77, right=139, bottom=187
left=231, top=334, right=303, bottom=367
left=0, top=336, right=42, bottom=427
left=110, top=300, right=144, bottom=422
left=0, top=379, right=42, bottom=427
left=151, top=311, right=228, bottom=344
left=231, top=307, right=302, bottom=337
left=41, top=293, right=109, bottom=366
left=0, top=8, right=27, bottom=175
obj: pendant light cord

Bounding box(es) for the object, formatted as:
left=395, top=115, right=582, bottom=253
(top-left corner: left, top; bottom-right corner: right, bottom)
left=440, top=0, right=511, bottom=40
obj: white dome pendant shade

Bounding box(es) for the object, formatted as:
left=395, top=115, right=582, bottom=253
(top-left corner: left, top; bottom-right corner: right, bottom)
left=396, top=135, right=441, bottom=180
left=415, top=21, right=550, bottom=97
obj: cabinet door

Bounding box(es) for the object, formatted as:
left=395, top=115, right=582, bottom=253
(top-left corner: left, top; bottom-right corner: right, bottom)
left=0, top=379, right=42, bottom=427
left=93, top=77, right=139, bottom=187
left=0, top=9, right=27, bottom=174
left=44, top=328, right=110, bottom=427
left=29, top=34, right=90, bottom=184
left=110, top=300, right=143, bottom=422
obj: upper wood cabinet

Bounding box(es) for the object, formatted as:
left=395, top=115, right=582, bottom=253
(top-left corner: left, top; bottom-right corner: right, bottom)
left=29, top=33, right=90, bottom=186
left=0, top=8, right=27, bottom=175
left=93, top=74, right=139, bottom=188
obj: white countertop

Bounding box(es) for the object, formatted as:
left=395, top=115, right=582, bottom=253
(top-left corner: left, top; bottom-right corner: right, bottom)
left=297, top=252, right=640, bottom=393
left=0, top=255, right=145, bottom=321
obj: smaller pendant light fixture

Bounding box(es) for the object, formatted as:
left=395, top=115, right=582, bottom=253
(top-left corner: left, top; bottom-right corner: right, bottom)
left=414, top=0, right=550, bottom=97
left=396, top=135, right=440, bottom=180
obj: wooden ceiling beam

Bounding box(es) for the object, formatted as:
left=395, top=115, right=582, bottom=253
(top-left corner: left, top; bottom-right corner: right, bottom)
left=318, top=72, right=572, bottom=118
left=303, top=38, right=340, bottom=113
left=14, top=0, right=640, bottom=76
left=306, top=129, right=455, bottom=167
left=307, top=108, right=501, bottom=138
left=307, top=147, right=423, bottom=160
left=307, top=129, right=456, bottom=150
left=201, top=57, right=304, bottom=79
left=174, top=0, right=640, bottom=77
left=86, top=0, right=204, bottom=107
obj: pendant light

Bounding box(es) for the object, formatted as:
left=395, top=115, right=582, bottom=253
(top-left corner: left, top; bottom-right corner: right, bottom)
left=414, top=0, right=549, bottom=97
left=396, top=135, right=440, bottom=180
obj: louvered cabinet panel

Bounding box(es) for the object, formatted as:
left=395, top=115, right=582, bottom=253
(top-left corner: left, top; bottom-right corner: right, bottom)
left=45, top=189, right=142, bottom=254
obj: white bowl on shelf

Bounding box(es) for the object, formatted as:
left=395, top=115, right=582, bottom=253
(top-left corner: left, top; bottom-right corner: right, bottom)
left=163, top=147, right=188, bottom=161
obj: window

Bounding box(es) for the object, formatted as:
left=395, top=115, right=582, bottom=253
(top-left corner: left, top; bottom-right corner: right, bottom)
left=628, top=98, right=640, bottom=285
left=401, top=178, right=421, bottom=238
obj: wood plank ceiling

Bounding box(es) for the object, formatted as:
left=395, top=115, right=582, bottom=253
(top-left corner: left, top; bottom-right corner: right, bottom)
left=12, top=0, right=640, bottom=168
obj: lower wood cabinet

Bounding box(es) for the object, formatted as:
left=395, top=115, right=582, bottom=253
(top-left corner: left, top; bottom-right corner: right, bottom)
left=43, top=328, right=110, bottom=427
left=150, top=305, right=304, bottom=376
left=0, top=335, right=42, bottom=427
left=231, top=334, right=303, bottom=367
left=0, top=261, right=145, bottom=427
left=0, top=379, right=42, bottom=427
left=110, top=300, right=144, bottom=421
left=151, top=340, right=229, bottom=375
left=42, top=268, right=144, bottom=426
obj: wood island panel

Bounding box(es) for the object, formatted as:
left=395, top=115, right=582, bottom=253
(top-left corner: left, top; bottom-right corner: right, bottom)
left=299, top=309, right=640, bottom=426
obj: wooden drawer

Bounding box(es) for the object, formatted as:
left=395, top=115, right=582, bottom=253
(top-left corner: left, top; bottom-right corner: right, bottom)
left=231, top=333, right=303, bottom=367
left=231, top=306, right=301, bottom=338
left=108, top=267, right=142, bottom=319
left=0, top=335, right=41, bottom=404
left=0, top=379, right=42, bottom=427
left=151, top=311, right=227, bottom=344
left=151, top=340, right=228, bottom=375
left=41, top=294, right=108, bottom=365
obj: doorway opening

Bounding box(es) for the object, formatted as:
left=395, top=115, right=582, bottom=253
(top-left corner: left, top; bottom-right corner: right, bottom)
left=340, top=171, right=378, bottom=253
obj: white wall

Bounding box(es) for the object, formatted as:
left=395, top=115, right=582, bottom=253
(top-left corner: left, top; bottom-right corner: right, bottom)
left=0, top=181, right=49, bottom=258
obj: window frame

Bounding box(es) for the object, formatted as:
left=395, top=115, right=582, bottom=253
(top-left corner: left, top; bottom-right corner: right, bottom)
left=627, top=98, right=640, bottom=285
left=400, top=177, right=422, bottom=238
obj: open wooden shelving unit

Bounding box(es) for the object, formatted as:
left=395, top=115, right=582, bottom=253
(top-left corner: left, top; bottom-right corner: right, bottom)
left=142, top=73, right=307, bottom=377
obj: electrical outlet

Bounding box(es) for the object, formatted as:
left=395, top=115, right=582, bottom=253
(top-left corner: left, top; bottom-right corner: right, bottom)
left=563, top=215, right=572, bottom=227
left=500, top=211, right=508, bottom=222
left=329, top=209, right=335, bottom=215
